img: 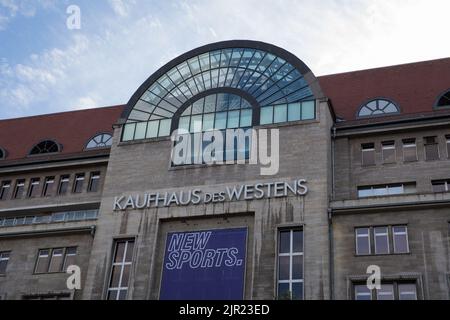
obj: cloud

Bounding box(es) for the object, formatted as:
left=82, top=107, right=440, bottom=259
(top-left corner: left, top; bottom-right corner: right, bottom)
left=0, top=0, right=449, bottom=119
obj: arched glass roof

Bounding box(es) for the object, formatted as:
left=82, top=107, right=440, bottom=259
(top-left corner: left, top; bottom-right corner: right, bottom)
left=122, top=41, right=322, bottom=125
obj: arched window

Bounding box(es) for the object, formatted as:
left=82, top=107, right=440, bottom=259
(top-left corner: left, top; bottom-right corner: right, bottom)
left=0, top=147, right=5, bottom=160
left=86, top=133, right=113, bottom=149
left=29, top=140, right=61, bottom=155
left=358, top=99, right=400, bottom=118
left=435, top=90, right=450, bottom=108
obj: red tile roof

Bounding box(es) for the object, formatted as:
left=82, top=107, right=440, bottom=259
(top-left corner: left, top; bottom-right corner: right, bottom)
left=318, top=57, right=450, bottom=122
left=0, top=105, right=124, bottom=162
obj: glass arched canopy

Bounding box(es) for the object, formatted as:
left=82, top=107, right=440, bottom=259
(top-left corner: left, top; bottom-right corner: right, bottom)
left=121, top=41, right=323, bottom=141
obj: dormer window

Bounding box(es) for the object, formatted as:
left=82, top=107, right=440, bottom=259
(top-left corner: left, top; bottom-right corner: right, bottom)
left=0, top=147, right=5, bottom=160
left=357, top=99, right=400, bottom=118
left=435, top=90, right=450, bottom=108
left=86, top=133, right=113, bottom=149
left=29, top=140, right=61, bottom=155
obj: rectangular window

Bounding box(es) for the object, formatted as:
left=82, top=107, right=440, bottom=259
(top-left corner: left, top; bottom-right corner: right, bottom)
left=374, top=227, right=390, bottom=254
left=0, top=181, right=11, bottom=200
left=403, top=138, right=417, bottom=162
left=382, top=141, right=396, bottom=164
left=393, top=226, right=409, bottom=253
left=73, top=174, right=85, bottom=193
left=0, top=252, right=10, bottom=275
left=35, top=248, right=77, bottom=274
left=361, top=143, right=375, bottom=166
left=273, top=104, right=288, bottom=123
left=354, top=284, right=372, bottom=300
left=13, top=179, right=25, bottom=199
left=35, top=249, right=50, bottom=274
left=42, top=177, right=55, bottom=197
left=398, top=283, right=417, bottom=300
left=277, top=229, right=304, bottom=300
left=424, top=136, right=439, bottom=161
left=107, top=239, right=135, bottom=300
left=358, top=183, right=416, bottom=198
left=88, top=172, right=101, bottom=192
left=432, top=180, right=450, bottom=193
left=27, top=178, right=41, bottom=198
left=446, top=135, right=450, bottom=158
left=48, top=248, right=64, bottom=273
left=63, top=247, right=77, bottom=271
left=355, top=227, right=371, bottom=255
left=377, top=284, right=395, bottom=300
left=58, top=175, right=70, bottom=195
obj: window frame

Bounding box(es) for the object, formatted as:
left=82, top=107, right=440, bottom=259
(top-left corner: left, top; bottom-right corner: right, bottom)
left=73, top=173, right=85, bottom=194
left=88, top=172, right=101, bottom=193
left=42, top=176, right=55, bottom=197
left=58, top=175, right=70, bottom=195
left=361, top=143, right=376, bottom=167
left=374, top=226, right=390, bottom=255
left=0, top=251, right=11, bottom=275
left=0, top=181, right=11, bottom=200
left=34, top=247, right=77, bottom=274
left=353, top=281, right=418, bottom=300
left=28, top=140, right=61, bottom=156
left=357, top=98, right=400, bottom=118
left=355, top=227, right=371, bottom=256
left=13, top=179, right=26, bottom=199
left=27, top=178, right=41, bottom=198
left=424, top=136, right=440, bottom=161
left=381, top=140, right=396, bottom=164
left=107, top=239, right=135, bottom=300
left=392, top=225, right=410, bottom=254
left=402, top=138, right=418, bottom=162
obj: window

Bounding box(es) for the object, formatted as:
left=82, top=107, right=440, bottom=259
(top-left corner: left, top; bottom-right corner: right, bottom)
left=108, top=239, right=135, bottom=300
left=357, top=99, right=400, bottom=117
left=35, top=248, right=77, bottom=274
left=374, top=227, right=389, bottom=254
left=358, top=183, right=416, bottom=198
left=29, top=140, right=60, bottom=155
left=402, top=138, right=417, bottom=162
left=354, top=285, right=372, bottom=300
left=42, top=177, right=55, bottom=197
left=0, top=252, right=10, bottom=275
left=13, top=179, right=25, bottom=199
left=73, top=174, right=85, bottom=193
left=435, top=90, right=450, bottom=108
left=398, top=283, right=418, bottom=300
left=355, top=228, right=371, bottom=255
left=354, top=281, right=417, bottom=300
left=86, top=133, right=113, bottom=149
left=381, top=141, right=396, bottom=163
left=361, top=143, right=375, bottom=166
left=446, top=135, right=450, bottom=158
left=393, top=226, right=409, bottom=253
left=58, top=175, right=70, bottom=195
left=277, top=229, right=303, bottom=300
left=88, top=172, right=101, bottom=192
left=0, top=181, right=11, bottom=200
left=424, top=136, right=439, bottom=161
left=260, top=100, right=315, bottom=125
left=27, top=178, right=40, bottom=198
left=356, top=225, right=409, bottom=256
left=122, top=119, right=172, bottom=141
left=432, top=180, right=450, bottom=193
left=377, top=284, right=395, bottom=300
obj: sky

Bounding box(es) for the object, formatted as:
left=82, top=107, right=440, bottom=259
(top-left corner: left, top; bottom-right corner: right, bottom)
left=0, top=0, right=449, bottom=119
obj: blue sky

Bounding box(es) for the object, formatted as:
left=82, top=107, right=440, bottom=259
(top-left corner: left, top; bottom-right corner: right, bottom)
left=0, top=0, right=449, bottom=119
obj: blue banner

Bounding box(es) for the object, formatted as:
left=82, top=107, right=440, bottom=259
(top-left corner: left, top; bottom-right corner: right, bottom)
left=159, top=227, right=247, bottom=300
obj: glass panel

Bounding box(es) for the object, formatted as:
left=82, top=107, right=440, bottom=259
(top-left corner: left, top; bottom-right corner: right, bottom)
left=134, top=122, right=147, bottom=140
left=204, top=94, right=217, bottom=113
left=202, top=114, right=215, bottom=131
left=374, top=227, right=389, bottom=254
left=107, top=290, right=118, bottom=300
left=122, top=123, right=136, bottom=141
left=35, top=250, right=50, bottom=273
left=158, top=119, right=171, bottom=137
left=301, top=101, right=315, bottom=120
left=125, top=242, right=134, bottom=262
left=121, top=265, right=131, bottom=287
left=292, top=282, right=303, bottom=300
left=292, top=256, right=303, bottom=279
left=146, top=121, right=159, bottom=138
left=240, top=109, right=252, bottom=127
left=278, top=283, right=290, bottom=300
left=215, top=112, right=227, bottom=130
left=110, top=266, right=121, bottom=288
left=288, top=103, right=301, bottom=121
left=356, top=228, right=370, bottom=255
left=118, top=290, right=128, bottom=300
left=192, top=98, right=204, bottom=114
left=398, top=284, right=417, bottom=300
left=377, top=284, right=394, bottom=300
left=216, top=93, right=229, bottom=112
left=115, top=242, right=126, bottom=263
left=178, top=117, right=190, bottom=132
left=190, top=115, right=203, bottom=133
left=393, top=226, right=409, bottom=253
left=293, top=230, right=303, bottom=253
left=355, top=285, right=371, bottom=300
left=260, top=106, right=273, bottom=125
left=274, top=104, right=287, bottom=123
left=278, top=256, right=290, bottom=280
left=227, top=111, right=240, bottom=129
left=279, top=231, right=290, bottom=253
left=48, top=249, right=64, bottom=273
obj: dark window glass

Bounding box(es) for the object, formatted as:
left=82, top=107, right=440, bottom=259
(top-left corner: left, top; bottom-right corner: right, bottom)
left=432, top=180, right=449, bottom=193
left=58, top=175, right=70, bottom=195
left=29, top=140, right=60, bottom=155
left=277, top=229, right=303, bottom=300
left=88, top=172, right=100, bottom=192
left=13, top=179, right=25, bottom=199
left=108, top=239, right=135, bottom=300
left=73, top=174, right=85, bottom=193
left=393, top=226, right=409, bottom=253
left=436, top=90, right=450, bottom=108
left=35, top=249, right=50, bottom=274
left=361, top=143, right=375, bottom=166
left=279, top=231, right=290, bottom=254
left=424, top=136, right=439, bottom=161
left=374, top=227, right=389, bottom=254
left=0, top=252, right=10, bottom=275
left=28, top=178, right=40, bottom=198
left=48, top=248, right=64, bottom=273
left=0, top=181, right=11, bottom=200
left=43, top=177, right=55, bottom=197
left=382, top=141, right=396, bottom=163
left=355, top=228, right=371, bottom=255
left=403, top=139, right=417, bottom=162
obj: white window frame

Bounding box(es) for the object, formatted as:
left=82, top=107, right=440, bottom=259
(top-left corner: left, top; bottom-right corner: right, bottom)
left=374, top=226, right=390, bottom=255
left=355, top=227, right=371, bottom=255
left=392, top=226, right=410, bottom=254
left=107, top=240, right=134, bottom=300
left=277, top=229, right=304, bottom=300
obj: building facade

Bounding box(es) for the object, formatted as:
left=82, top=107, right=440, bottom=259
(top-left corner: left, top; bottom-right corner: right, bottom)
left=0, top=40, right=449, bottom=300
